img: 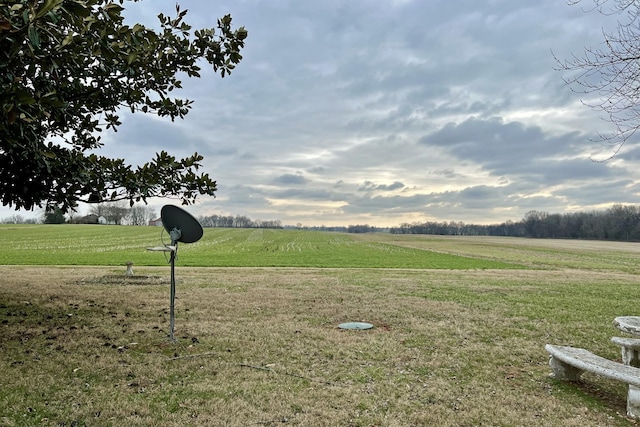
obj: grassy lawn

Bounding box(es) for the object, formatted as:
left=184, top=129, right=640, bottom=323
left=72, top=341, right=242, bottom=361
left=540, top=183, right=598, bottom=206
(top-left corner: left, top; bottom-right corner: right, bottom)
left=1, top=227, right=640, bottom=425
left=0, top=225, right=521, bottom=269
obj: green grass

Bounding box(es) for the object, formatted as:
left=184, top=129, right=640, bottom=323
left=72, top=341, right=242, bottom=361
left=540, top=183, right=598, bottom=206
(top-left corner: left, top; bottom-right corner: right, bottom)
left=362, top=233, right=640, bottom=272
left=0, top=225, right=522, bottom=269
left=1, top=265, right=639, bottom=426
left=1, top=233, right=640, bottom=425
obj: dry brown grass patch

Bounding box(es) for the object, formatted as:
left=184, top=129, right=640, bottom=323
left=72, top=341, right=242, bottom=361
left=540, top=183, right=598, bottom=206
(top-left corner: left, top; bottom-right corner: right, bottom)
left=1, top=266, right=638, bottom=426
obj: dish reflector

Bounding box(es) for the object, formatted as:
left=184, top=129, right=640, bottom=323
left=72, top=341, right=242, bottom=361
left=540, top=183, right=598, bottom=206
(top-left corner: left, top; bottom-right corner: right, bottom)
left=161, top=205, right=203, bottom=244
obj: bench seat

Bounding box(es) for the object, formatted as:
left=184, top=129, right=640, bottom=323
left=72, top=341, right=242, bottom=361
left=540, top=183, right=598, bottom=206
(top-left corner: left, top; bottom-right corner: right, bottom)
left=545, top=344, right=640, bottom=418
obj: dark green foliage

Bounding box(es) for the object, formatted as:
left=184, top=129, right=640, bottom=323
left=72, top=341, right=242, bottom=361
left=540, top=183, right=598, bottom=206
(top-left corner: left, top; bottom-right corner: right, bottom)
left=43, top=206, right=65, bottom=223
left=0, top=0, right=247, bottom=212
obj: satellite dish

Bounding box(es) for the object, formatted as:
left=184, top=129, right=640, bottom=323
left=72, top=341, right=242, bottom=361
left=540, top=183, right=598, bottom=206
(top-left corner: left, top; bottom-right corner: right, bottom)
left=161, top=205, right=203, bottom=244
left=148, top=205, right=203, bottom=342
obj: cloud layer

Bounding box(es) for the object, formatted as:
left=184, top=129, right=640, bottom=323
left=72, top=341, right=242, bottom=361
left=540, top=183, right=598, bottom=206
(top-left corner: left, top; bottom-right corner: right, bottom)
left=5, top=0, right=640, bottom=226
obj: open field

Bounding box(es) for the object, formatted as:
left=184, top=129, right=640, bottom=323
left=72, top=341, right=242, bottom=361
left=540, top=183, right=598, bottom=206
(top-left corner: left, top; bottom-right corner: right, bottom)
left=1, top=229, right=640, bottom=425
left=0, top=225, right=522, bottom=269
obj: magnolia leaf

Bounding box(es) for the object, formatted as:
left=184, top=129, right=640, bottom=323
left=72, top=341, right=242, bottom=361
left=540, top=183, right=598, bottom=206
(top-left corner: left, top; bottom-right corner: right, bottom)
left=60, top=33, right=74, bottom=48
left=28, top=25, right=40, bottom=48
left=36, top=0, right=62, bottom=19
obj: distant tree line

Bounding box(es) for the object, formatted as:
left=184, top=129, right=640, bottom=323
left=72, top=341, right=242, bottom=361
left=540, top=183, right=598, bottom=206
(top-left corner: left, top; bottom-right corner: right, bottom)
left=197, top=214, right=283, bottom=229
left=292, top=224, right=384, bottom=233
left=0, top=203, right=158, bottom=225
left=67, top=203, right=157, bottom=225
left=391, top=204, right=640, bottom=241
left=391, top=220, right=520, bottom=236
left=0, top=214, right=38, bottom=224
left=6, top=203, right=640, bottom=241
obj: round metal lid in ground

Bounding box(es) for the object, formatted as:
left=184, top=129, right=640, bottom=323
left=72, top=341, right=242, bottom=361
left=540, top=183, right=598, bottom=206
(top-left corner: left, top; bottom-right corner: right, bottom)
left=338, top=322, right=374, bottom=330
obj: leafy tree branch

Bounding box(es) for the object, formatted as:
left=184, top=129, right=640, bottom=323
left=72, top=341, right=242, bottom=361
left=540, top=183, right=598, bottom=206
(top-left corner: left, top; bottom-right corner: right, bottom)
left=0, top=0, right=247, bottom=211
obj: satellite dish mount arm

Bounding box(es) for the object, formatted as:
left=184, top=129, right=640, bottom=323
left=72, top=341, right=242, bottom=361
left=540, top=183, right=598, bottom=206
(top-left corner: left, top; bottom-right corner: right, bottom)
left=169, top=227, right=182, bottom=245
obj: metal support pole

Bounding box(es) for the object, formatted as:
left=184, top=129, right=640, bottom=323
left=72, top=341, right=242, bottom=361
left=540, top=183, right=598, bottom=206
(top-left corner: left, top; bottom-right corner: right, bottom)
left=169, top=242, right=177, bottom=342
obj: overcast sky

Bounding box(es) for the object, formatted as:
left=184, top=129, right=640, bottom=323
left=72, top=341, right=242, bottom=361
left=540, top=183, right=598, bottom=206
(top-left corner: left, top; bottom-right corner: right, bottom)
left=6, top=0, right=640, bottom=227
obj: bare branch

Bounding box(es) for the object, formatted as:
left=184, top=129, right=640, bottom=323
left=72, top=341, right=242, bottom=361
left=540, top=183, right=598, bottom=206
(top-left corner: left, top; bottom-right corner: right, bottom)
left=557, top=0, right=640, bottom=156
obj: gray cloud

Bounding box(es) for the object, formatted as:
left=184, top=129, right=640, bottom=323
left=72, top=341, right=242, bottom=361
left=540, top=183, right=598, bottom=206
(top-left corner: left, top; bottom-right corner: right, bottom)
left=420, top=116, right=617, bottom=182
left=273, top=174, right=308, bottom=185
left=358, top=181, right=405, bottom=192
left=5, top=0, right=640, bottom=227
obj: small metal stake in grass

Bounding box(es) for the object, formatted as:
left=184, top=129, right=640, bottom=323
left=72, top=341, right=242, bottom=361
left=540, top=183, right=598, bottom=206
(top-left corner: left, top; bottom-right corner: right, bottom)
left=147, top=205, right=203, bottom=342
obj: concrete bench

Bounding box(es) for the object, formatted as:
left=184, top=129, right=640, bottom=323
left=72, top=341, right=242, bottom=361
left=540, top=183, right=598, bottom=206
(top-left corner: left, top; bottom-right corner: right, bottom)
left=612, top=337, right=640, bottom=368
left=545, top=344, right=640, bottom=418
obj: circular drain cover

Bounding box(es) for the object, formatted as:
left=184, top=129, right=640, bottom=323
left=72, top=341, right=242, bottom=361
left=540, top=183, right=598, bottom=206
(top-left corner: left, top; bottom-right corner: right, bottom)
left=338, top=322, right=374, bottom=330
